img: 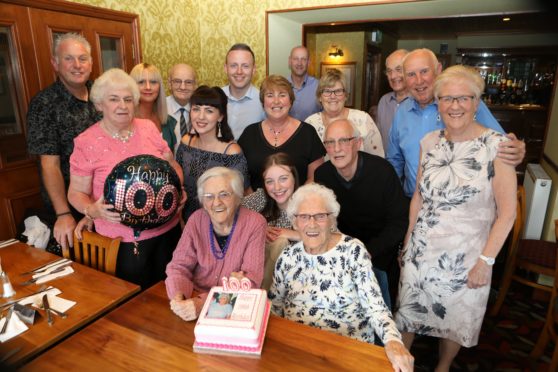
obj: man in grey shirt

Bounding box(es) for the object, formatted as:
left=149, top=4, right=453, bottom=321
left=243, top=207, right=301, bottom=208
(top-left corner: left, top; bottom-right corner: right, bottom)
left=376, top=49, right=409, bottom=150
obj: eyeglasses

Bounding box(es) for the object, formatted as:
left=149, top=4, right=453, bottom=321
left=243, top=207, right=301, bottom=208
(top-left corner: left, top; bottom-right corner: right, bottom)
left=321, top=88, right=345, bottom=97
left=294, top=213, right=332, bottom=223
left=202, top=191, right=232, bottom=203
left=323, top=137, right=355, bottom=148
left=171, top=79, right=196, bottom=88
left=437, top=95, right=476, bottom=105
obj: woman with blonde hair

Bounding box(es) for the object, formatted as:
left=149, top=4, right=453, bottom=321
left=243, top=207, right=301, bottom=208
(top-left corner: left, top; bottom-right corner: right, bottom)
left=129, top=63, right=177, bottom=151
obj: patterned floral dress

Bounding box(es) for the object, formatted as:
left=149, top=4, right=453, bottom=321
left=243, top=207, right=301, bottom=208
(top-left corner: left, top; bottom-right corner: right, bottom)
left=395, top=129, right=507, bottom=347
left=270, top=234, right=402, bottom=345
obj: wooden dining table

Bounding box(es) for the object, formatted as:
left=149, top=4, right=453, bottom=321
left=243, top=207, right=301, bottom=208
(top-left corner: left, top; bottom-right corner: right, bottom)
left=22, top=281, right=393, bottom=371
left=0, top=242, right=140, bottom=367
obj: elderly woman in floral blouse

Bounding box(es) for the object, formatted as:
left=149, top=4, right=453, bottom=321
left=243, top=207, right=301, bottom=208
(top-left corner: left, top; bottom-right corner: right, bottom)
left=269, top=183, right=413, bottom=372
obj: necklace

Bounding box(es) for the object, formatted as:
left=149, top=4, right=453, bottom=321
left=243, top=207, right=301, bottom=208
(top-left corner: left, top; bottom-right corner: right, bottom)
left=102, top=121, right=134, bottom=143
left=267, top=121, right=288, bottom=147
left=209, top=210, right=240, bottom=260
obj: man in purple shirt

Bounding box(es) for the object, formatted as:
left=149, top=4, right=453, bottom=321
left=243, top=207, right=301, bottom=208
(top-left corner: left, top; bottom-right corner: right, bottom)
left=376, top=49, right=409, bottom=150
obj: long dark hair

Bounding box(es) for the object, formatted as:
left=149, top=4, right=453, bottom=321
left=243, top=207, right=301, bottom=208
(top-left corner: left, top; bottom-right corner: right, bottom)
left=261, top=153, right=300, bottom=222
left=189, top=86, right=233, bottom=142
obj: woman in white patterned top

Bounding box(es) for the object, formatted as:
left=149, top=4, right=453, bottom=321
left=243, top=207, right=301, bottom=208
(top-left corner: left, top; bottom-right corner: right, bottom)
left=270, top=183, right=413, bottom=371
left=242, top=153, right=301, bottom=289
left=305, top=69, right=384, bottom=157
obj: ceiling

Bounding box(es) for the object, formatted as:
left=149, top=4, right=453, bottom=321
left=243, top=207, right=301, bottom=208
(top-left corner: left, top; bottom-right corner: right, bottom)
left=306, top=11, right=558, bottom=39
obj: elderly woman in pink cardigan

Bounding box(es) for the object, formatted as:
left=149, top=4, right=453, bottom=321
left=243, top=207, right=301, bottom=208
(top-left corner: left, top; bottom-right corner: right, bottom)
left=165, top=167, right=266, bottom=321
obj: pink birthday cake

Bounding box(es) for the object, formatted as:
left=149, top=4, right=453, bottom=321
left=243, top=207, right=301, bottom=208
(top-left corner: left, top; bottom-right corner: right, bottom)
left=193, top=277, right=270, bottom=356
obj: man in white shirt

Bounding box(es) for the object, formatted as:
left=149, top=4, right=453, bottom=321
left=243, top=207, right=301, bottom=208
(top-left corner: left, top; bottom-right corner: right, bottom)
left=222, top=43, right=265, bottom=139
left=167, top=63, right=197, bottom=152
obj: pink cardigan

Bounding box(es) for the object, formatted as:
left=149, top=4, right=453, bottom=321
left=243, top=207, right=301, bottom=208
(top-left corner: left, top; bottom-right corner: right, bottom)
left=165, top=206, right=266, bottom=301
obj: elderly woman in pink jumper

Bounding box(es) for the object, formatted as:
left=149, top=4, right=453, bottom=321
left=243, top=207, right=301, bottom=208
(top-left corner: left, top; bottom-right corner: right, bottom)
left=69, top=68, right=184, bottom=289
left=166, top=167, right=266, bottom=321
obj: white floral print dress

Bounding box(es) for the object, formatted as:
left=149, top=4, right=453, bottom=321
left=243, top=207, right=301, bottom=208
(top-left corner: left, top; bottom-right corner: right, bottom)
left=395, top=129, right=507, bottom=347
left=269, top=234, right=402, bottom=345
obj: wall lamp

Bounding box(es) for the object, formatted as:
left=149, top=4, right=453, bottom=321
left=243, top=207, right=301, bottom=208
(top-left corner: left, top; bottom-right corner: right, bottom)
left=329, top=46, right=344, bottom=57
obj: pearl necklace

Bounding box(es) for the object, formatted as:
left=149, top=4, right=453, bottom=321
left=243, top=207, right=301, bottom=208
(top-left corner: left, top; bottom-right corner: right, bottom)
left=209, top=211, right=240, bottom=260
left=102, top=121, right=134, bottom=143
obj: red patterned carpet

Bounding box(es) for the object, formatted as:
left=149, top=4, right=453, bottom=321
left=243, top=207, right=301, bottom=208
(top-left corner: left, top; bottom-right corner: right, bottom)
left=410, top=288, right=554, bottom=371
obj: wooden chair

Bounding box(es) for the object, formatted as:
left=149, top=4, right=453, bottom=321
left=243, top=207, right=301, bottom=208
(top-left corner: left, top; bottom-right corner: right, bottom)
left=64, top=231, right=121, bottom=275
left=531, top=219, right=558, bottom=370
left=489, top=186, right=557, bottom=317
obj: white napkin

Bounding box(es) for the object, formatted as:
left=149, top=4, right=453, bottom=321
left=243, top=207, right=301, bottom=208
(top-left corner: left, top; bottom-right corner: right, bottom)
left=19, top=288, right=76, bottom=313
left=31, top=266, right=74, bottom=284
left=0, top=312, right=28, bottom=343
left=34, top=294, right=76, bottom=313
left=18, top=287, right=61, bottom=306
left=22, top=216, right=51, bottom=249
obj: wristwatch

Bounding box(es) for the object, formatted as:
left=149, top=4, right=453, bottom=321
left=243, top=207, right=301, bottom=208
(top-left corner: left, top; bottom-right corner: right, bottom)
left=479, top=254, right=495, bottom=266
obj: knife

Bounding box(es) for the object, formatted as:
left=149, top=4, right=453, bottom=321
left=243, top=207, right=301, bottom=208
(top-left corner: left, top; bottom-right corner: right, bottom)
left=20, top=258, right=69, bottom=276
left=0, top=306, right=14, bottom=334
left=42, top=294, right=53, bottom=326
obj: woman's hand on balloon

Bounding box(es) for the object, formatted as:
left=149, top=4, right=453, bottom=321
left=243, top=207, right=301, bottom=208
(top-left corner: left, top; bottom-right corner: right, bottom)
left=88, top=196, right=121, bottom=223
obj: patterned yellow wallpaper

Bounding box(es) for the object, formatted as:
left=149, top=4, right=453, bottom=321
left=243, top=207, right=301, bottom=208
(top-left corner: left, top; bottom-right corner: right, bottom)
left=70, top=0, right=373, bottom=88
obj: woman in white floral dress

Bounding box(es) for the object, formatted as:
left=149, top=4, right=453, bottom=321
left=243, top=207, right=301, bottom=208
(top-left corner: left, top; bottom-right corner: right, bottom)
left=270, top=183, right=414, bottom=372
left=395, top=65, right=517, bottom=372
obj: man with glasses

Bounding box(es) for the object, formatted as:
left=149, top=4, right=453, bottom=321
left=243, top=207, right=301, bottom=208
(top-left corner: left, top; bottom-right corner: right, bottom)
left=376, top=49, right=409, bottom=150
left=222, top=43, right=265, bottom=139
left=315, top=119, right=408, bottom=296
left=287, top=46, right=321, bottom=121
left=27, top=32, right=101, bottom=254
left=167, top=63, right=197, bottom=151
left=387, top=48, right=525, bottom=198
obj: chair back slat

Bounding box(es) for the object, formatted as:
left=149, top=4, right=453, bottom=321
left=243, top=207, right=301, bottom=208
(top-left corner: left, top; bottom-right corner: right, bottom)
left=65, top=231, right=121, bottom=275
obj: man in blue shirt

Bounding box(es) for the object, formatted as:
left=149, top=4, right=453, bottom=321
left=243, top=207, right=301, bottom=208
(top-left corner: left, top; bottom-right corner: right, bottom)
left=222, top=43, right=265, bottom=139
left=387, top=48, right=525, bottom=198
left=287, top=46, right=321, bottom=121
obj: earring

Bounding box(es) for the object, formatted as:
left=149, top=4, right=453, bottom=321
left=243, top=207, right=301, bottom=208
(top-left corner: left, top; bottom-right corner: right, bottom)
left=474, top=114, right=477, bottom=121
left=436, top=114, right=441, bottom=122
left=217, top=121, right=222, bottom=138
left=189, top=124, right=196, bottom=135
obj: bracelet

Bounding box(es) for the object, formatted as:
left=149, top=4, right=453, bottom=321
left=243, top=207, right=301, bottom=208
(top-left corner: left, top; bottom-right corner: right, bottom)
left=84, top=205, right=95, bottom=220
left=56, top=211, right=72, bottom=218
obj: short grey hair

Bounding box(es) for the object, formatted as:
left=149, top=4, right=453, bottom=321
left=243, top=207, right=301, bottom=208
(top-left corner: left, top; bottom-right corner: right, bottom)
left=53, top=32, right=91, bottom=61
left=434, top=65, right=485, bottom=99
left=402, top=48, right=439, bottom=74
left=197, top=167, right=244, bottom=203
left=90, top=68, right=140, bottom=105
left=287, top=183, right=340, bottom=224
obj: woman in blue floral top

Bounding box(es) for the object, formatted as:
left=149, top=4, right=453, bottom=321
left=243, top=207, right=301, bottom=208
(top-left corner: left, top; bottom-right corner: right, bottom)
left=270, top=183, right=414, bottom=371
left=395, top=65, right=517, bottom=372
